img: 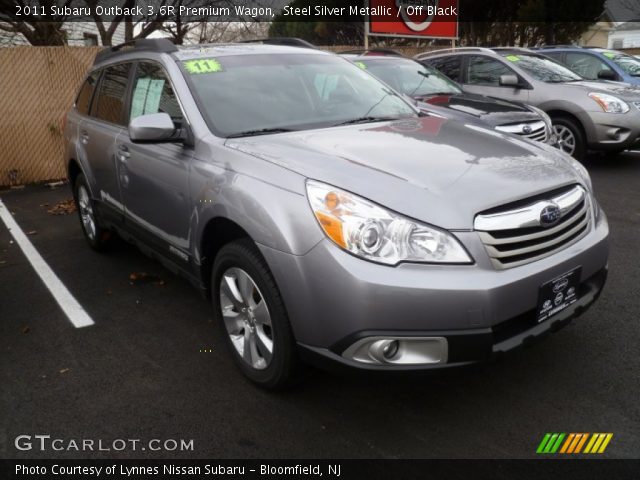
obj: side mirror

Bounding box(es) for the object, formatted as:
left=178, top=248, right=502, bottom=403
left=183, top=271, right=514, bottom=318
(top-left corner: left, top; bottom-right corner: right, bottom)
left=499, top=74, right=520, bottom=88
left=597, top=69, right=616, bottom=80
left=129, top=113, right=182, bottom=143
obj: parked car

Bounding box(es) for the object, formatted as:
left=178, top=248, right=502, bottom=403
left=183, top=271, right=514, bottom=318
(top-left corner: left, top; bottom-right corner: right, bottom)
left=417, top=47, right=640, bottom=159
left=341, top=52, right=555, bottom=146
left=65, top=39, right=609, bottom=388
left=535, top=46, right=640, bottom=86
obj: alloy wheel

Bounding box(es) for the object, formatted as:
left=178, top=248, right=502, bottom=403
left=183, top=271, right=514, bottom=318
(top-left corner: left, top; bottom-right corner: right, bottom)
left=219, top=267, right=273, bottom=370
left=553, top=124, right=576, bottom=156
left=77, top=185, right=96, bottom=241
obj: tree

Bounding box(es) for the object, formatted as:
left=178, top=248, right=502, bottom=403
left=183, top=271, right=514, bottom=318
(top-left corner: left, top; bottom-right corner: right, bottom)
left=458, top=0, right=606, bottom=46
left=83, top=0, right=167, bottom=46
left=269, top=0, right=363, bottom=46
left=0, top=0, right=71, bottom=45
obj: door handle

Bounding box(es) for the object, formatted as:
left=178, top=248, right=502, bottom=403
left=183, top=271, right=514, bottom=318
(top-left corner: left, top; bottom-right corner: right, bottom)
left=117, top=145, right=130, bottom=162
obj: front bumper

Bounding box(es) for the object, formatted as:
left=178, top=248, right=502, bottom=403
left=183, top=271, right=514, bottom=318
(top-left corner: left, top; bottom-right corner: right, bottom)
left=580, top=109, right=640, bottom=151
left=258, top=209, right=609, bottom=372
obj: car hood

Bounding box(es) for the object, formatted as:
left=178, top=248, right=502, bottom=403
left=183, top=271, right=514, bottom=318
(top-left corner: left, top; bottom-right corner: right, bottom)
left=225, top=117, right=581, bottom=229
left=414, top=92, right=540, bottom=127
left=565, top=80, right=640, bottom=99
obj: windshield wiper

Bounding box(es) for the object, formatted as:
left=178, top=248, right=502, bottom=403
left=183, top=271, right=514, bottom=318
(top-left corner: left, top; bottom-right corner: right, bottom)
left=334, top=116, right=400, bottom=126
left=226, top=128, right=294, bottom=138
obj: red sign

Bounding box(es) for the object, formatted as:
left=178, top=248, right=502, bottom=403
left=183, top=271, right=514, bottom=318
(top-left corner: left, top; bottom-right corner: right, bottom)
left=368, top=0, right=459, bottom=39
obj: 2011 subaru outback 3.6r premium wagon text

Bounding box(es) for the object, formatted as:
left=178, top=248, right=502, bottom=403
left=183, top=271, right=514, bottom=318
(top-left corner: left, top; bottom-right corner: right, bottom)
left=65, top=39, right=609, bottom=388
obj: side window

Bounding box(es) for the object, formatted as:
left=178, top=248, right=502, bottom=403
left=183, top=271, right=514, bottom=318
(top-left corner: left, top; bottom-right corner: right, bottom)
left=130, top=62, right=183, bottom=127
left=543, top=52, right=564, bottom=62
left=93, top=63, right=131, bottom=125
left=466, top=56, right=513, bottom=86
left=565, top=53, right=613, bottom=80
left=426, top=56, right=461, bottom=82
left=75, top=71, right=100, bottom=115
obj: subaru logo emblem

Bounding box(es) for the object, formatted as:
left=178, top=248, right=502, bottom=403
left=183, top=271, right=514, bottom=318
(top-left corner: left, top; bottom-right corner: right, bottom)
left=522, top=125, right=533, bottom=134
left=540, top=203, right=562, bottom=227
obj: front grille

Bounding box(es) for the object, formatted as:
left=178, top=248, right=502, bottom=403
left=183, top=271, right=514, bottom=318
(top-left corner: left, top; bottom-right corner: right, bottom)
left=475, top=185, right=591, bottom=269
left=495, top=120, right=548, bottom=143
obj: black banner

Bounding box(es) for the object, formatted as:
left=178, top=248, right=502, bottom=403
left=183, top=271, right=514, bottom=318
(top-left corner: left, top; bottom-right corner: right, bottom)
left=0, top=0, right=637, bottom=23
left=2, top=459, right=640, bottom=480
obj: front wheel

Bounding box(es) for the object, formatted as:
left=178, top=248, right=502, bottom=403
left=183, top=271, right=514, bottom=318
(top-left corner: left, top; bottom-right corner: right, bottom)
left=74, top=174, right=111, bottom=251
left=551, top=116, right=586, bottom=161
left=211, top=239, right=300, bottom=389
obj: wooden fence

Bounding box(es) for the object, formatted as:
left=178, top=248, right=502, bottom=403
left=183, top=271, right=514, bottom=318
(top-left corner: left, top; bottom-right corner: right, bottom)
left=0, top=47, right=100, bottom=187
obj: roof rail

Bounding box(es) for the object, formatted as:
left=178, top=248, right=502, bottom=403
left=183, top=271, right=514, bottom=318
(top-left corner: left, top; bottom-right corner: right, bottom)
left=94, top=38, right=178, bottom=64
left=414, top=47, right=494, bottom=59
left=241, top=37, right=316, bottom=49
left=338, top=48, right=404, bottom=57
left=537, top=44, right=580, bottom=49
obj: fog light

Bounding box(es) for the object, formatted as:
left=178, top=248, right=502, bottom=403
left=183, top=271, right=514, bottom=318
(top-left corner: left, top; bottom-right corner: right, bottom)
left=382, top=340, right=399, bottom=359
left=342, top=336, right=448, bottom=365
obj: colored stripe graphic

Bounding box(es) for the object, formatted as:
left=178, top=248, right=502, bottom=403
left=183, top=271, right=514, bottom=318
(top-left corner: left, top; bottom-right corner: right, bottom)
left=537, top=433, right=613, bottom=454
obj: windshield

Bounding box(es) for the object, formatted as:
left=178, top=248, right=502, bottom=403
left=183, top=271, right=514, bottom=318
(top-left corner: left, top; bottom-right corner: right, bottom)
left=358, top=58, right=462, bottom=97
left=182, top=54, right=417, bottom=137
left=602, top=51, right=640, bottom=76
left=504, top=54, right=583, bottom=82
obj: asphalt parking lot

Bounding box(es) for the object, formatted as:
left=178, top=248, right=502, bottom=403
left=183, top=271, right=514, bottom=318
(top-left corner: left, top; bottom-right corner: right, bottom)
left=1, top=152, right=638, bottom=460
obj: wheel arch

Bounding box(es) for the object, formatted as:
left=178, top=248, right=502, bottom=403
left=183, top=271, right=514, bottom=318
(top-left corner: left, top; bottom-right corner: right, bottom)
left=198, top=216, right=255, bottom=295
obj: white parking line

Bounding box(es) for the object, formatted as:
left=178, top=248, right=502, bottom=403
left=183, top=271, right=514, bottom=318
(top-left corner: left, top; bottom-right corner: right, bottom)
left=0, top=197, right=94, bottom=328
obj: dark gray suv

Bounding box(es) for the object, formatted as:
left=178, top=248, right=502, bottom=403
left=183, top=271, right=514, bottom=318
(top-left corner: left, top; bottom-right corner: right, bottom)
left=65, top=39, right=609, bottom=388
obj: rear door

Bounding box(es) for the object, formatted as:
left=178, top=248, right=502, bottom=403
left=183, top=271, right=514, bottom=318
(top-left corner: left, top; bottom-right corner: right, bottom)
left=462, top=55, right=530, bottom=104
left=73, top=70, right=100, bottom=185
left=117, top=60, right=193, bottom=262
left=79, top=62, right=132, bottom=222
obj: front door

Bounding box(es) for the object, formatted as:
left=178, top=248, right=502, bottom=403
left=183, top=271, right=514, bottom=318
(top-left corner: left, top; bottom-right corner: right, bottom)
left=462, top=55, right=530, bottom=104
left=117, top=61, right=193, bottom=264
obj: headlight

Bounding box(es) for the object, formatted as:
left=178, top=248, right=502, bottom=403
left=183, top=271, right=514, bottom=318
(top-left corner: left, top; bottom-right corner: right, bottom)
left=568, top=157, right=593, bottom=192
left=588, top=93, right=629, bottom=114
left=306, top=180, right=472, bottom=266
left=566, top=156, right=600, bottom=219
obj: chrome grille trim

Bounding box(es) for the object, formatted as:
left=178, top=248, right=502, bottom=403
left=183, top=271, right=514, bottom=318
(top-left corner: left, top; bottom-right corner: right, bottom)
left=475, top=186, right=585, bottom=231
left=474, top=185, right=591, bottom=269
left=495, top=120, right=548, bottom=143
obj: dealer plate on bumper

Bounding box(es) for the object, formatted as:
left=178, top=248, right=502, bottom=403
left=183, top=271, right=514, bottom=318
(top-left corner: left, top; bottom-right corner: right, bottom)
left=536, top=267, right=581, bottom=323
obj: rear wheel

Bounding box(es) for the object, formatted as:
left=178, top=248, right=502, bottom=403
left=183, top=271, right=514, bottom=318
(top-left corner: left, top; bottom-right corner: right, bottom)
left=212, top=239, right=300, bottom=389
left=74, top=174, right=111, bottom=251
left=551, top=116, right=586, bottom=160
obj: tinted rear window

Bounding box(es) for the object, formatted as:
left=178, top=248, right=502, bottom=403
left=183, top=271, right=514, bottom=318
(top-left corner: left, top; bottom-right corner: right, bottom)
left=93, top=63, right=131, bottom=125
left=76, top=71, right=100, bottom=115
left=426, top=56, right=461, bottom=82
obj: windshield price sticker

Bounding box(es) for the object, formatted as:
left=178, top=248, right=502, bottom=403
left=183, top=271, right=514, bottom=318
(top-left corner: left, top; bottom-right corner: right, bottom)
left=183, top=59, right=223, bottom=74
left=506, top=55, right=520, bottom=62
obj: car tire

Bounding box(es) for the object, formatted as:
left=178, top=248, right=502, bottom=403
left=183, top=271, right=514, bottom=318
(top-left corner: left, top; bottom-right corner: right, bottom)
left=551, top=116, right=586, bottom=161
left=212, top=238, right=300, bottom=389
left=74, top=174, right=111, bottom=251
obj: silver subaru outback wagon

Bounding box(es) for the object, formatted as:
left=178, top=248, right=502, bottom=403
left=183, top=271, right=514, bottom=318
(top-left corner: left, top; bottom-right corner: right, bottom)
left=64, top=39, right=609, bottom=388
